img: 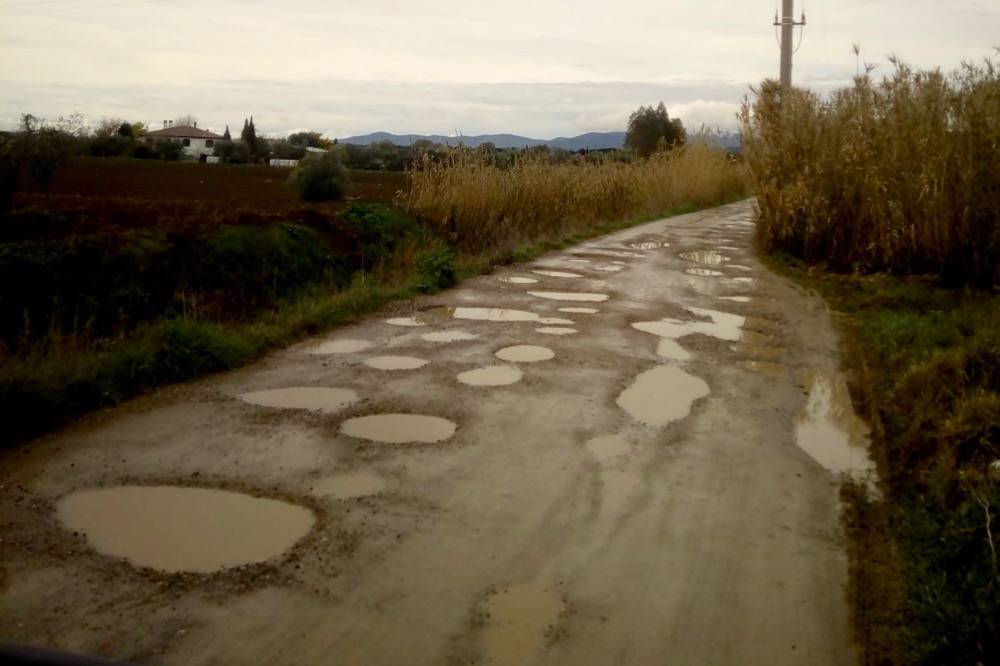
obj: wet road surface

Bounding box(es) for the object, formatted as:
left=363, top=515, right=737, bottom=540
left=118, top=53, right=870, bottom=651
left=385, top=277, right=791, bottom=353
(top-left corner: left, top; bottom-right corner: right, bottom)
left=0, top=201, right=864, bottom=665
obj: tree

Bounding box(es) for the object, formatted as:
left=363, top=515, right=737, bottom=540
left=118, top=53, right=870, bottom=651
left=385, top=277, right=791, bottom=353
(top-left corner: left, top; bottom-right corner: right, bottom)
left=287, top=131, right=324, bottom=148
left=287, top=151, right=350, bottom=201
left=624, top=102, right=686, bottom=158
left=222, top=125, right=231, bottom=141
left=174, top=114, right=198, bottom=127
left=241, top=116, right=259, bottom=160
left=0, top=114, right=77, bottom=212
left=94, top=117, right=126, bottom=138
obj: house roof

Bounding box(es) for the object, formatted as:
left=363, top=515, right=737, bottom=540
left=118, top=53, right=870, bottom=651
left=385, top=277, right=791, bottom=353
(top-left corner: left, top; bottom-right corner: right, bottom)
left=145, top=125, right=224, bottom=140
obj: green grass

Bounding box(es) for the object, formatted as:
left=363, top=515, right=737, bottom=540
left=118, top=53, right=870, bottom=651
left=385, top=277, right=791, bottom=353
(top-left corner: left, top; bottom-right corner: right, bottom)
left=766, top=253, right=1000, bottom=665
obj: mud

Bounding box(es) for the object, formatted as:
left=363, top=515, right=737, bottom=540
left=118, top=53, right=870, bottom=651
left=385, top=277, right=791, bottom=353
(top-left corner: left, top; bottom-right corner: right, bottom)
left=495, top=345, right=555, bottom=363
left=680, top=250, right=728, bottom=266
left=421, top=330, right=479, bottom=343
left=532, top=270, right=583, bottom=279
left=535, top=327, right=577, bottom=336
left=56, top=486, right=314, bottom=574
left=363, top=356, right=429, bottom=371
left=633, top=306, right=745, bottom=343
left=585, top=435, right=631, bottom=462
left=385, top=316, right=427, bottom=327
left=310, top=471, right=388, bottom=500
left=457, top=365, right=524, bottom=387
left=558, top=307, right=599, bottom=314
left=238, top=387, right=359, bottom=413
left=450, top=307, right=543, bottom=322
left=527, top=292, right=609, bottom=302
left=685, top=268, right=724, bottom=277
left=499, top=276, right=539, bottom=284
left=616, top=365, right=711, bottom=427
left=480, top=584, right=565, bottom=666
left=340, top=414, right=457, bottom=444
left=795, top=371, right=875, bottom=479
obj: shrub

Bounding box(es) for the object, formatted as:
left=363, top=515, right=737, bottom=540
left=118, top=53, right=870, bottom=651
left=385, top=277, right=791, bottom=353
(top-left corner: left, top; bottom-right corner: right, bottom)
left=155, top=139, right=183, bottom=161
left=339, top=202, right=421, bottom=267
left=416, top=246, right=457, bottom=292
left=287, top=151, right=350, bottom=201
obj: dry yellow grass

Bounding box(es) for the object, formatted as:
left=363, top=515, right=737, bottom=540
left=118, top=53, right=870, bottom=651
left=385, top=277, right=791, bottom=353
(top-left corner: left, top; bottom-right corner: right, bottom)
left=403, top=143, right=747, bottom=253
left=741, top=58, right=1000, bottom=286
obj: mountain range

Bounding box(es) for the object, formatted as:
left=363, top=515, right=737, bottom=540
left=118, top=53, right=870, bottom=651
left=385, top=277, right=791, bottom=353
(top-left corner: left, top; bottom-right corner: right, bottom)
left=340, top=130, right=741, bottom=152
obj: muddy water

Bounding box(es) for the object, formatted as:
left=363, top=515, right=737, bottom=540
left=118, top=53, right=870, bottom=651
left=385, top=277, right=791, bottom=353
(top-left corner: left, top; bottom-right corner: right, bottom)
left=595, top=265, right=624, bottom=272
left=499, top=276, right=539, bottom=284
left=422, top=330, right=479, bottom=343
left=582, top=249, right=644, bottom=258
left=532, top=270, right=583, bottom=279
left=728, top=265, right=752, bottom=271
left=629, top=241, right=668, bottom=250
left=567, top=258, right=591, bottom=264
left=56, top=486, right=314, bottom=573
left=537, top=317, right=575, bottom=325
left=308, top=339, right=374, bottom=355
left=363, top=356, right=429, bottom=371
left=311, top=471, right=387, bottom=500
left=733, top=277, right=756, bottom=284
left=656, top=339, right=693, bottom=361
left=481, top=584, right=564, bottom=666
left=239, top=387, right=359, bottom=413
left=617, top=365, right=710, bottom=427
left=559, top=307, right=599, bottom=314
left=385, top=317, right=427, bottom=327
left=680, top=250, right=728, bottom=266
left=633, top=306, right=745, bottom=343
left=685, top=268, right=725, bottom=277
left=795, top=371, right=875, bottom=478
left=450, top=307, right=543, bottom=322
left=536, top=327, right=577, bottom=336
left=527, top=291, right=609, bottom=302
left=719, top=296, right=751, bottom=303
left=586, top=434, right=631, bottom=462
left=457, top=365, right=524, bottom=387
left=495, top=345, right=555, bottom=363
left=340, top=414, right=457, bottom=444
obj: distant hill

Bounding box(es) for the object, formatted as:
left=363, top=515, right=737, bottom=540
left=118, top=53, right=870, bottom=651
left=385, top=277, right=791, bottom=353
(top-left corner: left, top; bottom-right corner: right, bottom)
left=340, top=130, right=741, bottom=153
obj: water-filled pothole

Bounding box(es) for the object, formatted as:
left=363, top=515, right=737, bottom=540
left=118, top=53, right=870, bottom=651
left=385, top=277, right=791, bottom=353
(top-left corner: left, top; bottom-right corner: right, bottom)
left=57, top=486, right=314, bottom=573
left=239, top=387, right=359, bottom=413
left=457, top=365, right=523, bottom=386
left=685, top=268, right=724, bottom=277
left=308, top=339, right=374, bottom=355
left=528, top=291, right=609, bottom=302
left=340, top=414, right=457, bottom=444
left=536, top=327, right=577, bottom=336
left=719, top=296, right=751, bottom=303
left=656, top=339, right=693, bottom=361
left=449, top=307, right=543, bottom=322
left=386, top=317, right=427, bottom=327
left=680, top=250, right=728, bottom=266
left=532, top=270, right=583, bottom=279
left=495, top=345, right=555, bottom=363
left=594, top=265, right=624, bottom=272
left=537, top=317, right=575, bottom=325
left=586, top=435, right=631, bottom=462
left=311, top=471, right=387, bottom=500
left=796, top=371, right=875, bottom=478
left=727, top=265, right=752, bottom=271
left=617, top=365, right=710, bottom=427
left=364, top=356, right=429, bottom=370
left=422, top=330, right=479, bottom=343
left=481, top=584, right=564, bottom=666
left=629, top=241, right=668, bottom=250
left=559, top=307, right=599, bottom=314
left=633, top=306, right=745, bottom=342
left=499, top=276, right=539, bottom=284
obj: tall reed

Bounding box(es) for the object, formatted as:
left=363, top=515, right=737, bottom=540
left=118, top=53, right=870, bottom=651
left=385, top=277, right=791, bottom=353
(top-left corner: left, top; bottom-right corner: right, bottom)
left=403, top=143, right=747, bottom=254
left=741, top=58, right=1000, bottom=286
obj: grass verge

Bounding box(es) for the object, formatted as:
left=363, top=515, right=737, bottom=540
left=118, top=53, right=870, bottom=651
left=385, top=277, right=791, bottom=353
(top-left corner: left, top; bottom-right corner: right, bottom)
left=765, top=253, right=1000, bottom=665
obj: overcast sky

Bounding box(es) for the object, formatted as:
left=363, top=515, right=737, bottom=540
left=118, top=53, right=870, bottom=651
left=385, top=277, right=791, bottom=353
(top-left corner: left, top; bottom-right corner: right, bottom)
left=1, top=0, right=997, bottom=138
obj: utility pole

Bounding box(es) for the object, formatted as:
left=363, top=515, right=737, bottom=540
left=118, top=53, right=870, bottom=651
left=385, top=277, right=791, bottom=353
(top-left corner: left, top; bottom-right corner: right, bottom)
left=774, top=0, right=806, bottom=88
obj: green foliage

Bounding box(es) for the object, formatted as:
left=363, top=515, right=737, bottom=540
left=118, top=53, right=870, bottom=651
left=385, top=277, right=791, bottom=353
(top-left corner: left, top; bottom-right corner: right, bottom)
left=339, top=202, right=421, bottom=266
left=0, top=115, right=79, bottom=212
left=624, top=102, right=686, bottom=157
left=155, top=139, right=183, bottom=161
left=416, top=246, right=457, bottom=292
left=287, top=151, right=350, bottom=201
left=212, top=139, right=250, bottom=164
left=240, top=116, right=258, bottom=159
left=287, top=131, right=325, bottom=148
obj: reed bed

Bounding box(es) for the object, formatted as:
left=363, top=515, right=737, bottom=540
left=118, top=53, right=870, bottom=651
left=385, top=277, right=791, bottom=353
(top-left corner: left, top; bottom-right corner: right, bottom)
left=403, top=142, right=747, bottom=254
left=741, top=58, right=1000, bottom=286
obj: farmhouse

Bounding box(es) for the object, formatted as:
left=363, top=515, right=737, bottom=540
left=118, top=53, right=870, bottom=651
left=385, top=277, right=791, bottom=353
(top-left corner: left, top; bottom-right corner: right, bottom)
left=145, top=121, right=223, bottom=158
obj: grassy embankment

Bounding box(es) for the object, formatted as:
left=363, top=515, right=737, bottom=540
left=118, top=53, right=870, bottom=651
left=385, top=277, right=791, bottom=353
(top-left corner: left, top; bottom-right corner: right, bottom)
left=1, top=146, right=747, bottom=446
left=742, top=60, right=999, bottom=664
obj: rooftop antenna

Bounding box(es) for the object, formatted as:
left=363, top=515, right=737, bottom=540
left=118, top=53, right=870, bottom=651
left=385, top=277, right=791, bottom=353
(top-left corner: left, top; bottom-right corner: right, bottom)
left=774, top=0, right=807, bottom=88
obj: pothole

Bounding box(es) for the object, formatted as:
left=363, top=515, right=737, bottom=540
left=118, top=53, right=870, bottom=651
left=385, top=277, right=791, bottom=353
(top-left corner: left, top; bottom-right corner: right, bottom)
left=617, top=365, right=710, bottom=427
left=311, top=471, right=387, bottom=500
left=385, top=317, right=427, bottom=327
left=238, top=387, right=360, bottom=413
left=733, top=277, right=756, bottom=284
left=594, top=265, right=624, bottom=272
left=527, top=291, right=609, bottom=302
left=727, top=265, right=752, bottom=271
left=586, top=435, right=631, bottom=462
left=796, top=370, right=875, bottom=478
left=495, top=345, right=555, bottom=363
left=363, top=356, right=429, bottom=371
left=629, top=241, right=668, bottom=250
left=532, top=270, right=583, bottom=279
left=559, top=307, right=599, bottom=314
left=499, top=276, right=539, bottom=284
left=656, top=339, right=693, bottom=361
left=340, top=414, right=457, bottom=444
left=480, top=583, right=564, bottom=666
left=633, top=306, right=745, bottom=342
left=450, top=307, right=543, bottom=322
left=56, top=486, right=314, bottom=574
left=536, top=327, right=577, bottom=336
left=685, top=268, right=724, bottom=277
left=537, top=317, right=575, bottom=325
left=719, top=296, right=751, bottom=303
left=680, top=250, right=728, bottom=266
left=422, top=330, right=479, bottom=343
left=457, top=365, right=523, bottom=386
left=308, top=339, right=374, bottom=355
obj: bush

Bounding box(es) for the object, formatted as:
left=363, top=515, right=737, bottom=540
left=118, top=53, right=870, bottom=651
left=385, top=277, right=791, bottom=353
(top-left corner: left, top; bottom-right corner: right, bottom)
left=287, top=151, right=350, bottom=201
left=339, top=202, right=421, bottom=267
left=155, top=139, right=183, bottom=161
left=416, top=246, right=457, bottom=292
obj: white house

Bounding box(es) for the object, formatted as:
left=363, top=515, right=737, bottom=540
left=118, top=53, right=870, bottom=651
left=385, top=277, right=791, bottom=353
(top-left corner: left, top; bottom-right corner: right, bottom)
left=145, top=121, right=224, bottom=158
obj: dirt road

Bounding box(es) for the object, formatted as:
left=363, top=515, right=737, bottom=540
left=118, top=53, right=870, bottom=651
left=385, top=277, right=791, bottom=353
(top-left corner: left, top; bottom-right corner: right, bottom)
left=0, top=201, right=863, bottom=665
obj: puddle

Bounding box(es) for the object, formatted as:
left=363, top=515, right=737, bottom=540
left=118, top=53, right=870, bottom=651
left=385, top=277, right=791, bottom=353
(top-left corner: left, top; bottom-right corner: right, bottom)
left=586, top=435, right=631, bottom=462
left=559, top=307, right=598, bottom=314
left=656, top=339, right=693, bottom=361
left=567, top=258, right=591, bottom=264
left=536, top=327, right=577, bottom=335
left=57, top=486, right=314, bottom=574
left=612, top=261, right=627, bottom=265
left=680, top=250, right=728, bottom=266
left=733, top=277, right=756, bottom=284
left=594, top=264, right=624, bottom=272
left=527, top=291, right=609, bottom=302
left=311, top=471, right=387, bottom=500
left=364, top=356, right=429, bottom=370
left=340, top=414, right=457, bottom=444
left=537, top=317, right=575, bottom=325
left=458, top=365, right=523, bottom=387
left=719, top=296, right=751, bottom=303
left=495, top=345, right=555, bottom=363
left=385, top=317, right=427, bottom=327
left=239, top=387, right=359, bottom=413
left=481, top=584, right=564, bottom=666
left=796, top=371, right=875, bottom=478
left=685, top=268, right=725, bottom=277
left=574, top=249, right=642, bottom=259
left=499, top=276, right=539, bottom=284
left=422, top=330, right=479, bottom=343
left=532, top=270, right=583, bottom=279
left=629, top=241, right=668, bottom=250
left=719, top=245, right=740, bottom=251
left=617, top=365, right=710, bottom=427
left=728, top=265, right=752, bottom=271
left=308, top=339, right=374, bottom=355
left=451, top=307, right=544, bottom=322
left=633, top=306, right=745, bottom=342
